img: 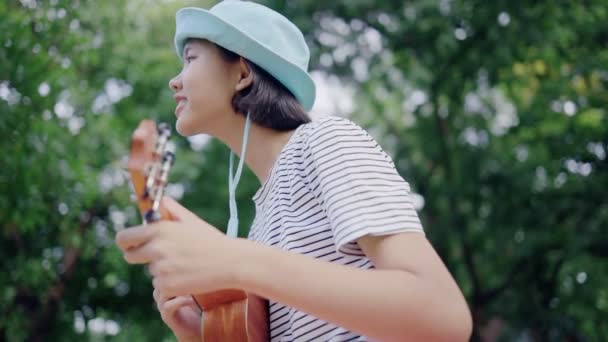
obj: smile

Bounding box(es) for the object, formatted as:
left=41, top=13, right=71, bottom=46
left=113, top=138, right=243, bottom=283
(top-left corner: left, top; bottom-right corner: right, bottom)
left=175, top=101, right=186, bottom=117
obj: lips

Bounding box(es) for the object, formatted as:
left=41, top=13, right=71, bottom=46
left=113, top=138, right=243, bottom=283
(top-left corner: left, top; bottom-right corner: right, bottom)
left=173, top=94, right=187, bottom=118
left=175, top=101, right=186, bottom=118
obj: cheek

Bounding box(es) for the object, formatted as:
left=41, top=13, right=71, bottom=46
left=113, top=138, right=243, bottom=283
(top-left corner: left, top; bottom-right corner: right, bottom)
left=183, top=65, right=233, bottom=110
left=176, top=64, right=234, bottom=136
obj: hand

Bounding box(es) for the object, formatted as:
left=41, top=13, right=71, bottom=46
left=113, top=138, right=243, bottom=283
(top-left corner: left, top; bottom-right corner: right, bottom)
left=115, top=197, right=242, bottom=297
left=153, top=288, right=201, bottom=342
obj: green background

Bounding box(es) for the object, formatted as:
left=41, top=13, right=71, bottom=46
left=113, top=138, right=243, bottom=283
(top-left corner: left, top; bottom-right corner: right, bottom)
left=1, top=0, right=607, bottom=341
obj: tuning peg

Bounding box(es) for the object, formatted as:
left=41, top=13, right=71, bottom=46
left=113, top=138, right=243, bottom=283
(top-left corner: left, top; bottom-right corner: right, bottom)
left=142, top=186, right=151, bottom=200
left=144, top=209, right=161, bottom=224
left=157, top=122, right=171, bottom=136
left=163, top=151, right=175, bottom=164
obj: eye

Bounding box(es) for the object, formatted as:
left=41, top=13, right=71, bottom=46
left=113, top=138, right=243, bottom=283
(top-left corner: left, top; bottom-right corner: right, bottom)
left=185, top=55, right=196, bottom=63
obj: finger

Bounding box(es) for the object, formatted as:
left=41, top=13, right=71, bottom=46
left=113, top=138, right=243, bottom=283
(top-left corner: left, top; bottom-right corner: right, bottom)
left=161, top=296, right=198, bottom=316
left=154, top=289, right=162, bottom=312
left=158, top=291, right=176, bottom=305
left=115, top=225, right=157, bottom=251
left=153, top=288, right=159, bottom=303
left=153, top=289, right=176, bottom=311
left=161, top=197, right=200, bottom=222
left=152, top=277, right=184, bottom=298
left=148, top=260, right=168, bottom=278
left=154, top=286, right=176, bottom=303
left=123, top=242, right=159, bottom=264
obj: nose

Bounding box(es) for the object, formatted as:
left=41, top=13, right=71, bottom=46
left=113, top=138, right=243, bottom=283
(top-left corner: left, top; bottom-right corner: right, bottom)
left=168, top=73, right=182, bottom=92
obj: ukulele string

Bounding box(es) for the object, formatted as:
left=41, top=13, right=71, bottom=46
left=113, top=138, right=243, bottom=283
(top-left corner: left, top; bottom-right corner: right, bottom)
left=143, top=122, right=174, bottom=224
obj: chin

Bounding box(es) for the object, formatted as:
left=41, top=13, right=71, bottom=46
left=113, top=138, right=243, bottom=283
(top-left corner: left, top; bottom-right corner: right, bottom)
left=175, top=116, right=201, bottom=136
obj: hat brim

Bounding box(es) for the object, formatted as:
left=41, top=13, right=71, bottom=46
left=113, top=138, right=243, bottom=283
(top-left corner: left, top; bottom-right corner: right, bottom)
left=175, top=8, right=316, bottom=111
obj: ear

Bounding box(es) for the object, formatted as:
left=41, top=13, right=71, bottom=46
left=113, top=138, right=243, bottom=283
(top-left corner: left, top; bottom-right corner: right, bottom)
left=235, top=58, right=253, bottom=92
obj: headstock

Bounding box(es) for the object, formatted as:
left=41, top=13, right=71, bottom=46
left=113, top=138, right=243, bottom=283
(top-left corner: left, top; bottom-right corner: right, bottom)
left=127, top=120, right=175, bottom=224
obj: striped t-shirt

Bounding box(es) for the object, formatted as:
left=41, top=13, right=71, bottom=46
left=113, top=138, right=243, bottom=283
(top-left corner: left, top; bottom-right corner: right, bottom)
left=248, top=116, right=424, bottom=342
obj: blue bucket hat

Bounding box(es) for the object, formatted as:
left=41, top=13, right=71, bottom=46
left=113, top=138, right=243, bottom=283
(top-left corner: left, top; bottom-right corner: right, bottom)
left=174, top=1, right=316, bottom=111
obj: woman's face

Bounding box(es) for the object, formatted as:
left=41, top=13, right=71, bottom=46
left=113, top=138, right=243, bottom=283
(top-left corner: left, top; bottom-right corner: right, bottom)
left=168, top=39, right=239, bottom=136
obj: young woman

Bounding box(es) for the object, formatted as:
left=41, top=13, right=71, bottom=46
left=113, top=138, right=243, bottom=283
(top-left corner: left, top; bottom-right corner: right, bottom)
left=116, top=2, right=472, bottom=341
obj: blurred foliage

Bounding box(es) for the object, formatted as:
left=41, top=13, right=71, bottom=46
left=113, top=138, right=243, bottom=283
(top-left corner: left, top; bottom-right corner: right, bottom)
left=1, top=0, right=607, bottom=341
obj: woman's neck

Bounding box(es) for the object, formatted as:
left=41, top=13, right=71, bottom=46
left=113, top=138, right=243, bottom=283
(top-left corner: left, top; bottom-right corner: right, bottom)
left=212, top=115, right=296, bottom=185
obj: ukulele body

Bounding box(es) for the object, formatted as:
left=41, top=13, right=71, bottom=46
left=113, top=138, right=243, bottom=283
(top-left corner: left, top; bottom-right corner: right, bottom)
left=195, top=290, right=269, bottom=341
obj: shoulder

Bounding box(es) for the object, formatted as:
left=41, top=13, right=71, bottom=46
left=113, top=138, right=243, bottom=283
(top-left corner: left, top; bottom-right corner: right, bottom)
left=305, top=115, right=360, bottom=129
left=295, top=116, right=397, bottom=175
left=298, top=115, right=376, bottom=150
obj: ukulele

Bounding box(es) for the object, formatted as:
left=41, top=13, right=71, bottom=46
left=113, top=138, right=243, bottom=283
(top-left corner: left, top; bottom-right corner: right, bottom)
left=127, top=119, right=269, bottom=341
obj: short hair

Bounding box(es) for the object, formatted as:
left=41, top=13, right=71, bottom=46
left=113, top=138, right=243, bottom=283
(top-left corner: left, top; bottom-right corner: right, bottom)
left=215, top=44, right=312, bottom=131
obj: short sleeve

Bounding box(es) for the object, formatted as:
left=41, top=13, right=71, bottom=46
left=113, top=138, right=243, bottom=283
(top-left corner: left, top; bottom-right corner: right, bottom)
left=303, top=117, right=424, bottom=255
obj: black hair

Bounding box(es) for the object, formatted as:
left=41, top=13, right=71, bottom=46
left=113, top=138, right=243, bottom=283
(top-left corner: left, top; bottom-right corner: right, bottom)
left=215, top=44, right=312, bottom=131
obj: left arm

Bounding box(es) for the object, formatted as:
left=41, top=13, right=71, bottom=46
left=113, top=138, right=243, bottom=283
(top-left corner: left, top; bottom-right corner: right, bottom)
left=233, top=232, right=473, bottom=342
